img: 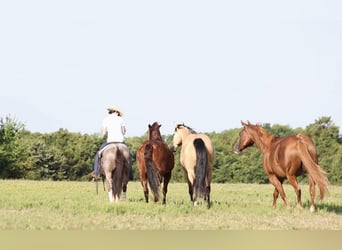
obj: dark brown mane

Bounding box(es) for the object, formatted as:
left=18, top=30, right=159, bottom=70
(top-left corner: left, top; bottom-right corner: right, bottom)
left=176, top=124, right=197, bottom=134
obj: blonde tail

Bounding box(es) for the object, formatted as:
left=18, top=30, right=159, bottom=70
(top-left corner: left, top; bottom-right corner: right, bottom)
left=296, top=134, right=329, bottom=200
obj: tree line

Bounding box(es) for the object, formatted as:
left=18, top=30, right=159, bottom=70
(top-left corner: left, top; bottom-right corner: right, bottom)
left=0, top=116, right=341, bottom=185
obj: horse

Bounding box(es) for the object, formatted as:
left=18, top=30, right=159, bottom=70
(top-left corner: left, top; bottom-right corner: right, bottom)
left=172, top=124, right=215, bottom=208
left=234, top=121, right=329, bottom=212
left=136, top=122, right=175, bottom=204
left=99, top=143, right=131, bottom=203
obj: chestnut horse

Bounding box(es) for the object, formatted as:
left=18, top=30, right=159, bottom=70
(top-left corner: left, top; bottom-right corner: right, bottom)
left=234, top=121, right=329, bottom=212
left=100, top=143, right=131, bottom=203
left=172, top=124, right=215, bottom=208
left=136, top=122, right=174, bottom=204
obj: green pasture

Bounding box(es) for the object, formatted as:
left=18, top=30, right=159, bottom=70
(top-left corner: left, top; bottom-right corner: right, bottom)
left=0, top=180, right=340, bottom=230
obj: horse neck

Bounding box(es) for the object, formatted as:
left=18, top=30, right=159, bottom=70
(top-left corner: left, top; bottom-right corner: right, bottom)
left=149, top=130, right=162, bottom=141
left=249, top=127, right=275, bottom=155
left=178, top=128, right=191, bottom=143
left=183, top=128, right=192, bottom=138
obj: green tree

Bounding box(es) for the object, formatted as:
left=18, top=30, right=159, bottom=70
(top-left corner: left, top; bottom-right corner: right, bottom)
left=0, top=116, right=26, bottom=178
left=1, top=115, right=340, bottom=184
left=305, top=117, right=342, bottom=185
left=43, top=129, right=102, bottom=180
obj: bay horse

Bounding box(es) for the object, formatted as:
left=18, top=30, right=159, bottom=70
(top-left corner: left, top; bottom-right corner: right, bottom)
left=234, top=121, right=329, bottom=212
left=172, top=124, right=215, bottom=208
left=136, top=122, right=175, bottom=204
left=100, top=143, right=131, bottom=203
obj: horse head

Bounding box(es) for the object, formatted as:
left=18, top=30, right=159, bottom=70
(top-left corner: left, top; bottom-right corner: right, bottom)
left=234, top=121, right=255, bottom=154
left=172, top=124, right=196, bottom=151
left=148, top=122, right=162, bottom=141
left=172, top=124, right=186, bottom=151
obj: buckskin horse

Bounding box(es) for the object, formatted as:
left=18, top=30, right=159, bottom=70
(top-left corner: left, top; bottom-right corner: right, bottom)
left=136, top=122, right=175, bottom=204
left=234, top=121, right=329, bottom=212
left=172, top=124, right=215, bottom=208
left=100, top=143, right=131, bottom=203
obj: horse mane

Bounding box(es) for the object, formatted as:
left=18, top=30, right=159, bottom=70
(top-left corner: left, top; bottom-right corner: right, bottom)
left=176, top=123, right=197, bottom=134
left=245, top=122, right=274, bottom=154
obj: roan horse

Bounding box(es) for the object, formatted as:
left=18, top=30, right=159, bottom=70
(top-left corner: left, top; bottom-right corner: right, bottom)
left=234, top=121, right=329, bottom=212
left=172, top=124, right=215, bottom=208
left=136, top=122, right=175, bottom=204
left=99, top=143, right=131, bottom=203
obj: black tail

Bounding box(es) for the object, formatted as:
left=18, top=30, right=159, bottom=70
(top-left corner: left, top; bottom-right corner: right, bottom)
left=193, top=138, right=208, bottom=200
left=144, top=143, right=160, bottom=202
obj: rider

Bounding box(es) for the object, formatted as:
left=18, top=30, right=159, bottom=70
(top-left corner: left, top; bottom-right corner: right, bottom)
left=93, top=106, right=132, bottom=179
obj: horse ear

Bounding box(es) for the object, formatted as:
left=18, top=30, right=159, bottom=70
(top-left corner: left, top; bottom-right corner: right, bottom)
left=148, top=124, right=151, bottom=129
left=241, top=121, right=247, bottom=127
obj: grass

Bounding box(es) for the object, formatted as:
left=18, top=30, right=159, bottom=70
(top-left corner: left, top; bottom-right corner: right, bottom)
left=0, top=180, right=340, bottom=230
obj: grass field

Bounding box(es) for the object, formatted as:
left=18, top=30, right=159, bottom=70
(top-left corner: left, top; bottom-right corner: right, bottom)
left=0, top=180, right=340, bottom=230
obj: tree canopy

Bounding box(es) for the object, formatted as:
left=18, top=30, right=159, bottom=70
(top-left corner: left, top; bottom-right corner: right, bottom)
left=0, top=116, right=341, bottom=185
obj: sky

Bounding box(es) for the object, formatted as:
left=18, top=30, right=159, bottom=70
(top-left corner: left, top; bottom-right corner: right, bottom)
left=0, top=0, right=341, bottom=137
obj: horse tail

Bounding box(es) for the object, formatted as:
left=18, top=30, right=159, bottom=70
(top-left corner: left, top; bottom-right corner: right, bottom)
left=194, top=138, right=208, bottom=198
left=144, top=143, right=160, bottom=201
left=296, top=134, right=329, bottom=200
left=112, top=147, right=124, bottom=198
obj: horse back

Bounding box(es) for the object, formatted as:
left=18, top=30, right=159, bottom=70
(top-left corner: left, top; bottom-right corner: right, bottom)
left=136, top=140, right=174, bottom=176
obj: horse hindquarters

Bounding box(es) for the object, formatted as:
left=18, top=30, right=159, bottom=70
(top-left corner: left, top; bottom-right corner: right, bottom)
left=193, top=138, right=210, bottom=208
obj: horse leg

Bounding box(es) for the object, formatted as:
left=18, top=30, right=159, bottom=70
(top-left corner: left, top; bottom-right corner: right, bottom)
left=121, top=164, right=129, bottom=201
left=187, top=180, right=194, bottom=202
left=308, top=175, right=316, bottom=212
left=121, top=183, right=127, bottom=201
left=186, top=169, right=196, bottom=204
left=141, top=178, right=149, bottom=203
left=272, top=188, right=279, bottom=208
left=287, top=175, right=303, bottom=209
left=162, top=172, right=171, bottom=205
left=105, top=173, right=114, bottom=203
left=268, top=175, right=290, bottom=208
left=206, top=184, right=211, bottom=209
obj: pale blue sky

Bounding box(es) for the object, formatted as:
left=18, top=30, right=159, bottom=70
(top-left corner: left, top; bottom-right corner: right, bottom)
left=0, top=0, right=341, bottom=136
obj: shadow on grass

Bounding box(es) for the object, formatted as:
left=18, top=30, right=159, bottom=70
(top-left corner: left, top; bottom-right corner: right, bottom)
left=317, top=203, right=342, bottom=214
left=304, top=201, right=342, bottom=214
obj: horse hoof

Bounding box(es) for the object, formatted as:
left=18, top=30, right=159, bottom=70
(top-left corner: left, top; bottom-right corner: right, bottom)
left=310, top=206, right=315, bottom=213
